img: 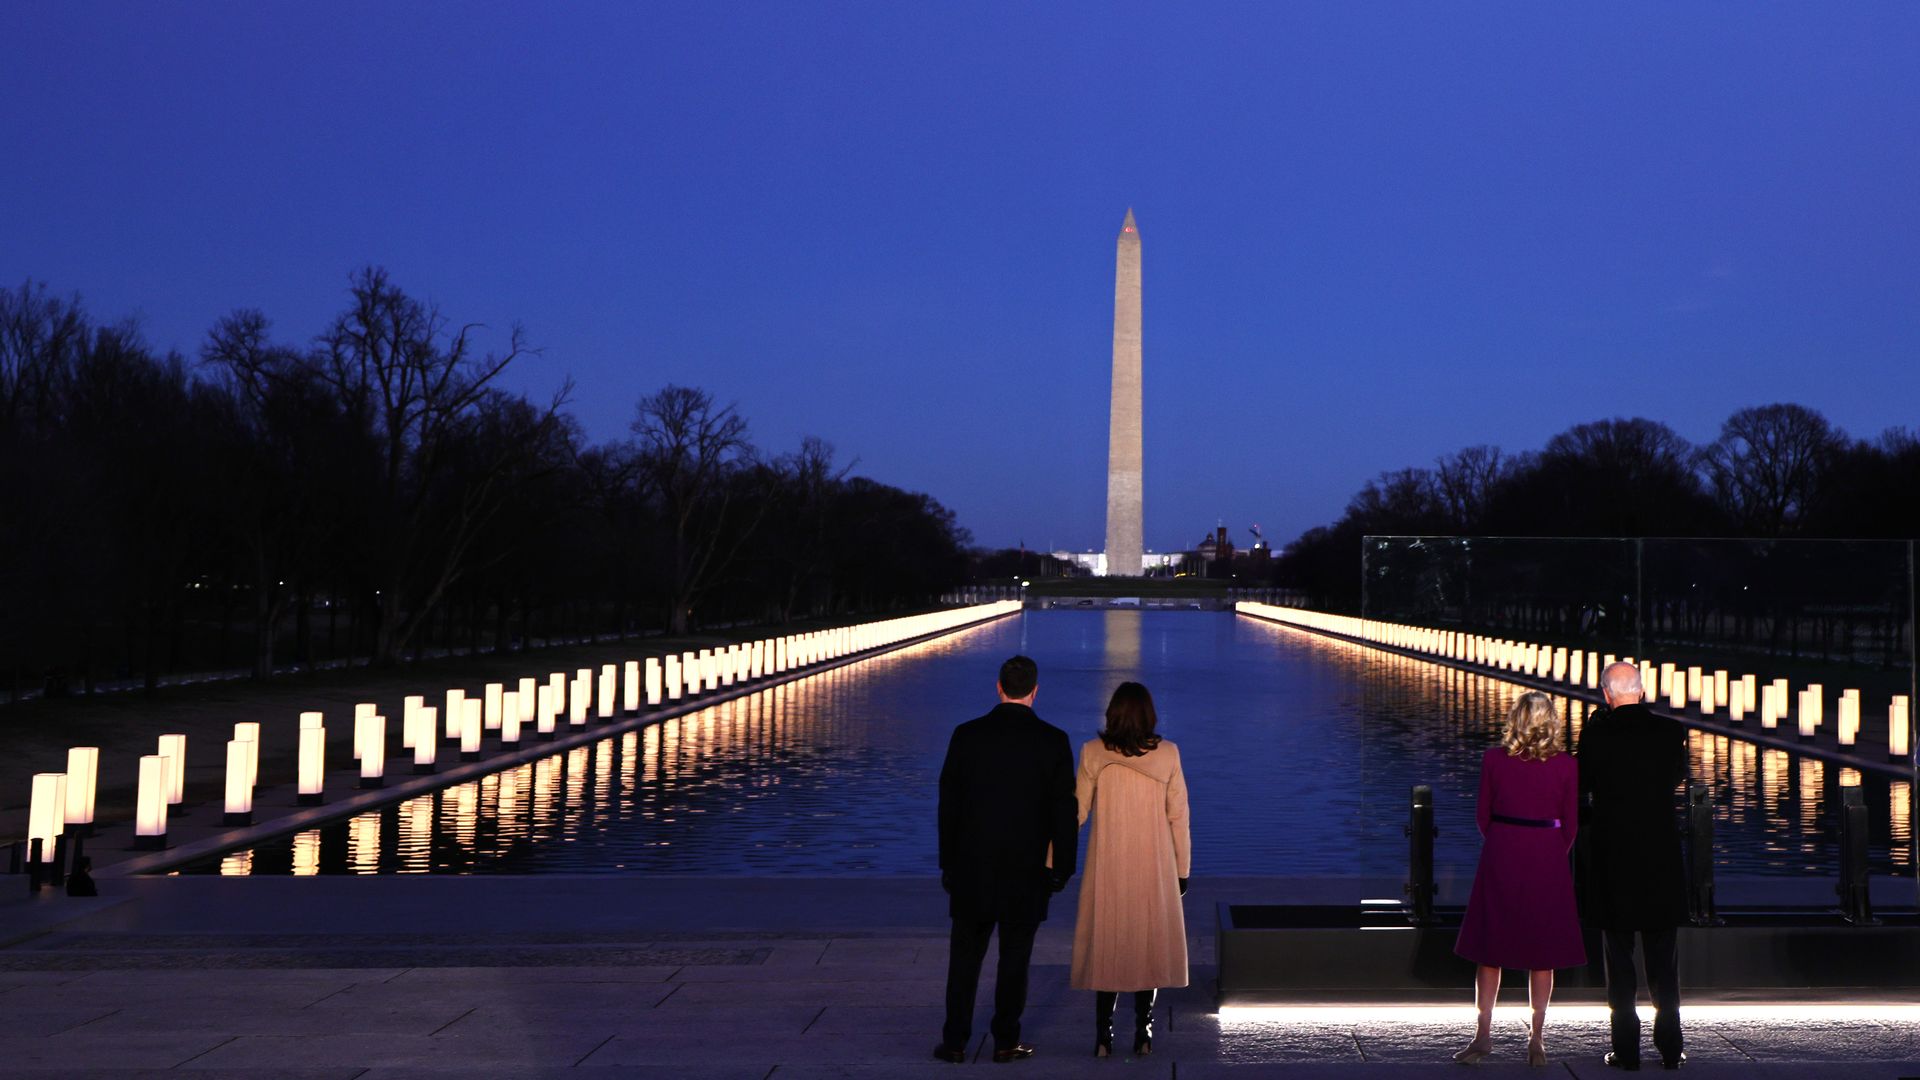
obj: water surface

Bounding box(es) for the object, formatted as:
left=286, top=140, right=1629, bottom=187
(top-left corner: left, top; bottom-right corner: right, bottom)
left=192, top=611, right=1914, bottom=891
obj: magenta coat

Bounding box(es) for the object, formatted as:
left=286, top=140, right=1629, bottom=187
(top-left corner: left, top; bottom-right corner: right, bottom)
left=1454, top=746, right=1587, bottom=971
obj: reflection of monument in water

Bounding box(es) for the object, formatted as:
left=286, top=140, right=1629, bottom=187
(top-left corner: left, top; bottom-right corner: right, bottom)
left=1102, top=608, right=1142, bottom=682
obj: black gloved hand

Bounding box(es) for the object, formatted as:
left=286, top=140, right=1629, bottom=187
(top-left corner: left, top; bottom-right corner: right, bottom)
left=941, top=871, right=953, bottom=894
left=1050, top=870, right=1071, bottom=893
left=1178, top=877, right=1189, bottom=897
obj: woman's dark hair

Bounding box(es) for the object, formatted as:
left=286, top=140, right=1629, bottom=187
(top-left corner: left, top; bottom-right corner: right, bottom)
left=1099, top=681, right=1162, bottom=757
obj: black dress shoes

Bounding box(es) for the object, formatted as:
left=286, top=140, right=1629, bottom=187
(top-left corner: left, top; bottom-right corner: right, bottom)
left=1604, top=1051, right=1642, bottom=1070
left=1663, top=1052, right=1687, bottom=1069
left=991, top=1044, right=1036, bottom=1062
left=931, top=1042, right=967, bottom=1063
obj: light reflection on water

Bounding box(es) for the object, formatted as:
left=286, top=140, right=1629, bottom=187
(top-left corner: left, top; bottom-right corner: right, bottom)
left=190, top=611, right=1914, bottom=884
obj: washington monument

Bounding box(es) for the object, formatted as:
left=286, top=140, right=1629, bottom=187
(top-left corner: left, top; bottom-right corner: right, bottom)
left=1104, top=208, right=1143, bottom=576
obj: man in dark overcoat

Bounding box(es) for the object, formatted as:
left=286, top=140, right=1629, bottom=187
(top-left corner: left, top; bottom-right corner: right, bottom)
left=933, top=654, right=1078, bottom=1064
left=1579, top=661, right=1690, bottom=1070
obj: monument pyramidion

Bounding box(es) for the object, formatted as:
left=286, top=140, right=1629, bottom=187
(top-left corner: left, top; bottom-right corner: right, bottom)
left=1103, top=208, right=1144, bottom=577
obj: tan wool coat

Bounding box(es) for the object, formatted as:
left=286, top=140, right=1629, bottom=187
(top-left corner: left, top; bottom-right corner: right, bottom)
left=1069, top=737, right=1192, bottom=991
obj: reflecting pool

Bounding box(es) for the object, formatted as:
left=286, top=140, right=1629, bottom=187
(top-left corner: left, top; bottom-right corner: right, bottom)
left=190, top=611, right=1913, bottom=889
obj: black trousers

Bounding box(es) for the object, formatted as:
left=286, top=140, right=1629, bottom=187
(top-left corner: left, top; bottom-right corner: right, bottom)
left=943, top=917, right=1038, bottom=1052
left=1603, top=926, right=1682, bottom=1062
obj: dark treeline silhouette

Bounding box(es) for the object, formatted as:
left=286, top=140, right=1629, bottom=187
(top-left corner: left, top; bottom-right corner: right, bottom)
left=0, top=273, right=969, bottom=702
left=1275, top=413, right=1920, bottom=667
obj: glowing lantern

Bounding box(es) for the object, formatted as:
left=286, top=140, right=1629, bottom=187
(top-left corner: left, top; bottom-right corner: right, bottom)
left=352, top=703, right=376, bottom=759
left=157, top=734, right=187, bottom=805
left=518, top=677, right=537, bottom=725
left=414, top=707, right=438, bottom=774
left=485, top=683, right=504, bottom=732
left=359, top=714, right=387, bottom=787
left=537, top=685, right=556, bottom=739
left=135, top=755, right=168, bottom=847
left=1891, top=696, right=1910, bottom=760
left=444, top=689, right=465, bottom=742
left=402, top=695, right=424, bottom=749
left=500, top=691, right=521, bottom=745
left=623, top=661, right=641, bottom=714
left=1838, top=689, right=1860, bottom=747
left=568, top=677, right=589, bottom=728
left=64, top=747, right=98, bottom=832
left=26, top=773, right=66, bottom=861
left=599, top=664, right=617, bottom=719
left=462, top=699, right=484, bottom=759
left=224, top=740, right=253, bottom=825
left=647, top=657, right=664, bottom=707
left=665, top=655, right=682, bottom=701
left=298, top=726, right=326, bottom=804
left=234, top=722, right=260, bottom=790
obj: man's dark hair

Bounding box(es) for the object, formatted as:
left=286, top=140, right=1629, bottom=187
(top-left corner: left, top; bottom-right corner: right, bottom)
left=998, top=655, right=1038, bottom=699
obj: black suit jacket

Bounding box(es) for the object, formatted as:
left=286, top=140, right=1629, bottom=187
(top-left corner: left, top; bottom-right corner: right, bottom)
left=1576, top=701, right=1690, bottom=929
left=938, top=702, right=1078, bottom=924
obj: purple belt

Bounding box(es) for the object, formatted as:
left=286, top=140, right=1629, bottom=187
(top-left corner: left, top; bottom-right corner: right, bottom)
left=1491, top=813, right=1561, bottom=829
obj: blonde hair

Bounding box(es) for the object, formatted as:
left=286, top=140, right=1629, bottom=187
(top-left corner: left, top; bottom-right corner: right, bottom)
left=1502, top=691, right=1562, bottom=762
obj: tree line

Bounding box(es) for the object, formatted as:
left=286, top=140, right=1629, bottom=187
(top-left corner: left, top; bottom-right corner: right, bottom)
left=1277, top=409, right=1920, bottom=620
left=0, top=271, right=969, bottom=701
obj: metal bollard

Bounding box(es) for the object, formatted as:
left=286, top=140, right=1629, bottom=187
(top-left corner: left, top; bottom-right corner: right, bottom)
left=1404, top=784, right=1438, bottom=925
left=1684, top=781, right=1721, bottom=926
left=1837, top=786, right=1878, bottom=926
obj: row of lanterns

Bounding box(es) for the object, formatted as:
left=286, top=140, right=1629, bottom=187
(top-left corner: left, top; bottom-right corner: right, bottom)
left=1236, top=602, right=1913, bottom=762
left=23, top=601, right=1021, bottom=863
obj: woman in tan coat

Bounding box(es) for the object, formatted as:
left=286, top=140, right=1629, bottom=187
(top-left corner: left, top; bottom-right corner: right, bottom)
left=1070, top=681, right=1191, bottom=1057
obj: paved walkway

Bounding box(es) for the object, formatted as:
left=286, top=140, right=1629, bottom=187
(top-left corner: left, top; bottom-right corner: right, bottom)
left=2, top=877, right=1917, bottom=1078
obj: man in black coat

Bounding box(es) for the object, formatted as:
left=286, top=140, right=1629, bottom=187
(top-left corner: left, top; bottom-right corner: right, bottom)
left=933, top=654, right=1078, bottom=1064
left=1579, top=661, right=1690, bottom=1071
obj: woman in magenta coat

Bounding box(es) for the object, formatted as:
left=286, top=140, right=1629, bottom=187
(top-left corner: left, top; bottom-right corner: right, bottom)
left=1453, top=691, right=1584, bottom=1067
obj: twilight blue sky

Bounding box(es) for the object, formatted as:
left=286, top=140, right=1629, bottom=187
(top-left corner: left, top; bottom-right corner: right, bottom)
left=4, top=4, right=1916, bottom=552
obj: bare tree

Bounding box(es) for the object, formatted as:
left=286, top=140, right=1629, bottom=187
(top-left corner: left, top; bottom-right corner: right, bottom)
left=317, top=267, right=566, bottom=664
left=632, top=385, right=767, bottom=634
left=1346, top=467, right=1444, bottom=531
left=0, top=281, right=87, bottom=428
left=775, top=436, right=852, bottom=619
left=202, top=310, right=341, bottom=676
left=1696, top=403, right=1844, bottom=536
left=1433, top=445, right=1507, bottom=532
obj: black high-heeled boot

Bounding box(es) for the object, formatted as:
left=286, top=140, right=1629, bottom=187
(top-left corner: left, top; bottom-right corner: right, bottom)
left=1094, top=991, right=1117, bottom=1057
left=1133, top=989, right=1157, bottom=1055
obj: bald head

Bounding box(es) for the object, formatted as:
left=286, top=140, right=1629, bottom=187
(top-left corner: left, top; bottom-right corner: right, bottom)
left=1601, top=661, right=1644, bottom=706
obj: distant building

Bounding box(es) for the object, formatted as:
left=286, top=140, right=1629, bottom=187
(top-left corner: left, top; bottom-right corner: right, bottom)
left=1194, top=525, right=1272, bottom=580
left=1051, top=549, right=1183, bottom=577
